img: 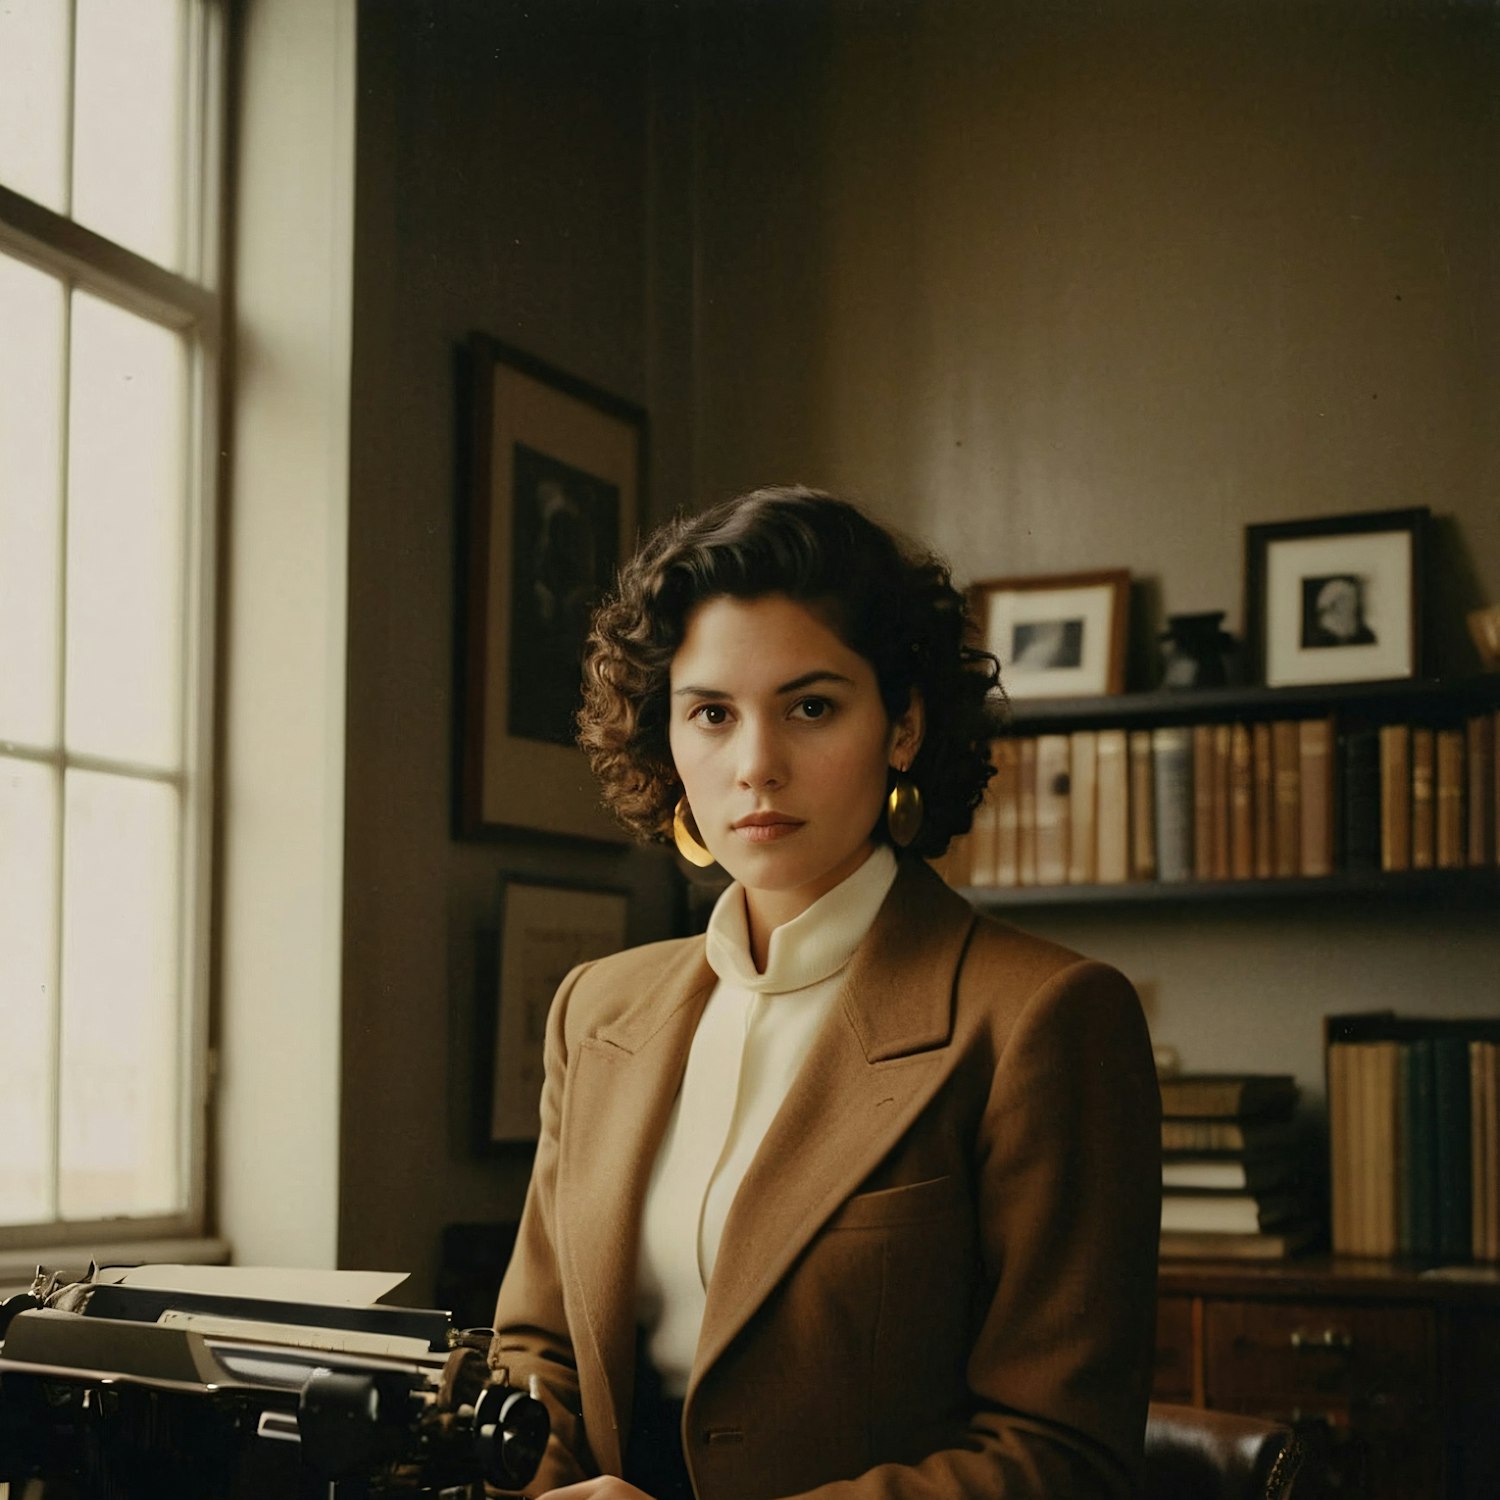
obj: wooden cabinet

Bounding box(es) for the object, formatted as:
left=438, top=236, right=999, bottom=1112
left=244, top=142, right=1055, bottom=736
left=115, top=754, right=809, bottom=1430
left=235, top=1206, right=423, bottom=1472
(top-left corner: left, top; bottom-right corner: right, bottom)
left=1156, top=1258, right=1500, bottom=1499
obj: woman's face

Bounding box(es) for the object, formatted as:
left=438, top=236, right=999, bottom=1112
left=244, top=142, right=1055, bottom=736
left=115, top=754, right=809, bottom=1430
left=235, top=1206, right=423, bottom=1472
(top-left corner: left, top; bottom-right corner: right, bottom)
left=668, top=593, right=923, bottom=934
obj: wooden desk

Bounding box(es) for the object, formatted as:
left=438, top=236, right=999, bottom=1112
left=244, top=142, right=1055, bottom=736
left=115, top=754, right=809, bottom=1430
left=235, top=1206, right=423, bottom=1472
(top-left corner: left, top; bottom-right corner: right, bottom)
left=1156, top=1258, right=1500, bottom=1500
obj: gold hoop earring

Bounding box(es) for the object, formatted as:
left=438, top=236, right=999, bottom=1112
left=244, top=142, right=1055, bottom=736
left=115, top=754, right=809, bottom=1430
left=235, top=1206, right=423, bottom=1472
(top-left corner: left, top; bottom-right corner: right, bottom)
left=886, top=774, right=924, bottom=849
left=673, top=797, right=717, bottom=867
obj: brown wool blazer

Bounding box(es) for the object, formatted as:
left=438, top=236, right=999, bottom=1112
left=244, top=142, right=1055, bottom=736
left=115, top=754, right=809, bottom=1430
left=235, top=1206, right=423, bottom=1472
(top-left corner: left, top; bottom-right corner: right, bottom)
left=490, top=858, right=1162, bottom=1500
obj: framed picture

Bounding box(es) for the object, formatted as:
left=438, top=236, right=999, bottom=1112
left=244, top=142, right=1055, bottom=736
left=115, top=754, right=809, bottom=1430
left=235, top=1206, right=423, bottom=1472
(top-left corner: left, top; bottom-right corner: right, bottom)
left=484, top=879, right=629, bottom=1144
left=971, top=569, right=1131, bottom=699
left=1245, top=508, right=1428, bottom=688
left=460, top=334, right=647, bottom=840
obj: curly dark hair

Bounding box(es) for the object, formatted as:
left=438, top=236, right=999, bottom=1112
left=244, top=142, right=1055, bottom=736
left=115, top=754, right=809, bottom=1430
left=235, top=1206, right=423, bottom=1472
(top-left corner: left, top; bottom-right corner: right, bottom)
left=578, top=486, right=1004, bottom=859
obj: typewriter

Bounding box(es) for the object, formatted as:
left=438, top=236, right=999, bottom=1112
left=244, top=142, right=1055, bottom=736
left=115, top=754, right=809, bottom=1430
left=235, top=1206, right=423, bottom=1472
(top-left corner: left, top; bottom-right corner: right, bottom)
left=0, top=1264, right=548, bottom=1499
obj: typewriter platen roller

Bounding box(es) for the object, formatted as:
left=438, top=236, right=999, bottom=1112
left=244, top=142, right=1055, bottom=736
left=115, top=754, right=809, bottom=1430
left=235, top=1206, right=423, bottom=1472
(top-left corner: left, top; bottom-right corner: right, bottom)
left=0, top=1266, right=548, bottom=1499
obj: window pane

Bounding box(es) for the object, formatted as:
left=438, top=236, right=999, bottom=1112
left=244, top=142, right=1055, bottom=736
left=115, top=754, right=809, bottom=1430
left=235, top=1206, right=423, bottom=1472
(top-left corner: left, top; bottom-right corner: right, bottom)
left=73, top=0, right=185, bottom=269
left=0, top=0, right=70, bottom=212
left=0, top=252, right=65, bottom=748
left=58, top=770, right=181, bottom=1220
left=0, top=758, right=60, bottom=1226
left=65, top=291, right=187, bottom=768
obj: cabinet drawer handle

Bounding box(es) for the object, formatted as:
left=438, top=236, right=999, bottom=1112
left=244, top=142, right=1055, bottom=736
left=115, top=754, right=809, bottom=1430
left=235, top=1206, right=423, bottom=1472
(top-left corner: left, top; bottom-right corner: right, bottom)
left=1289, top=1327, right=1354, bottom=1352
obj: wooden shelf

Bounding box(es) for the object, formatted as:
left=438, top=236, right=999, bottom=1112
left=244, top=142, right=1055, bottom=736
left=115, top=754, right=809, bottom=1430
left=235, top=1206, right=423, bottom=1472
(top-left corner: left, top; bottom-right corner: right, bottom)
left=962, top=867, right=1500, bottom=910
left=1002, top=671, right=1500, bottom=733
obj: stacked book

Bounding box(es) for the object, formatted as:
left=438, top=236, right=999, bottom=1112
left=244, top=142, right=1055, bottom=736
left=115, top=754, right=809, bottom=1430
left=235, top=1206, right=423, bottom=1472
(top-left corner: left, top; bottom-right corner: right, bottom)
left=1326, top=1011, right=1500, bottom=1263
left=1158, top=1072, right=1318, bottom=1259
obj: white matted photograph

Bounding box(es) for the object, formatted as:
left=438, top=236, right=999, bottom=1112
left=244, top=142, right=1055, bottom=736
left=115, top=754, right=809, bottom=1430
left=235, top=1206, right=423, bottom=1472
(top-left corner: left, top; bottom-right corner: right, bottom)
left=1245, top=508, right=1428, bottom=687
left=971, top=570, right=1130, bottom=700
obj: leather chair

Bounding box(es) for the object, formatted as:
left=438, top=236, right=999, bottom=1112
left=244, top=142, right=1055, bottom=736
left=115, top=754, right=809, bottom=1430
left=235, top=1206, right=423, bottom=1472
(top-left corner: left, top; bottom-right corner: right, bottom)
left=1143, top=1401, right=1307, bottom=1500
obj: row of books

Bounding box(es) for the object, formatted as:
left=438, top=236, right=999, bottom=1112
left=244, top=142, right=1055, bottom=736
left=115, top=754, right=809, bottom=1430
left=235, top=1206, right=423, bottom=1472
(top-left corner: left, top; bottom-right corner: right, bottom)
left=949, top=710, right=1500, bottom=890
left=1327, top=1012, right=1500, bottom=1263
left=1157, top=1072, right=1320, bottom=1260
left=1366, top=715, right=1497, bottom=872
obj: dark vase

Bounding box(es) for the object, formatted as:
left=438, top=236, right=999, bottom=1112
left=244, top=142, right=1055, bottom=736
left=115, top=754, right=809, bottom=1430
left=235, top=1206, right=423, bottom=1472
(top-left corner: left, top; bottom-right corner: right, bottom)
left=1159, top=611, right=1236, bottom=689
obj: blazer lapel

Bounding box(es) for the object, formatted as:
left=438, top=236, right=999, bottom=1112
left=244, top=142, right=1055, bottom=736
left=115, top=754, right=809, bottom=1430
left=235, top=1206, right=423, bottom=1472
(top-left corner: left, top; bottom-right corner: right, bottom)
left=691, top=861, right=977, bottom=1387
left=556, top=939, right=715, bottom=1474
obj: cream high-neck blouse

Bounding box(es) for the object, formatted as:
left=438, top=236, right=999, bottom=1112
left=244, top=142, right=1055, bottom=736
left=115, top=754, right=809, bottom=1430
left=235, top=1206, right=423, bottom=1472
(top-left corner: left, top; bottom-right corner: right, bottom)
left=635, top=844, right=898, bottom=1396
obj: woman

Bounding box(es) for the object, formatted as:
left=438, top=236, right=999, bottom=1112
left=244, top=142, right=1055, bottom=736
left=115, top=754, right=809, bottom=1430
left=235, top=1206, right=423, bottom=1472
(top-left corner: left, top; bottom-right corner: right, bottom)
left=490, top=488, right=1161, bottom=1500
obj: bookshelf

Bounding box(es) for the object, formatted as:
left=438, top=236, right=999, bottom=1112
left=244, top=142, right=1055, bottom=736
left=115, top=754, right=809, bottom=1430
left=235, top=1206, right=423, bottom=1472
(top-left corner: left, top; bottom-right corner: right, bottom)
left=953, top=671, right=1500, bottom=909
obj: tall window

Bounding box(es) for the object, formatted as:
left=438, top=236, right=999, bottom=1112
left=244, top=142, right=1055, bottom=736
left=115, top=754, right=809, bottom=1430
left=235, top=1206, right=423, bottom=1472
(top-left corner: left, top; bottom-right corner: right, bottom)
left=0, top=0, right=224, bottom=1247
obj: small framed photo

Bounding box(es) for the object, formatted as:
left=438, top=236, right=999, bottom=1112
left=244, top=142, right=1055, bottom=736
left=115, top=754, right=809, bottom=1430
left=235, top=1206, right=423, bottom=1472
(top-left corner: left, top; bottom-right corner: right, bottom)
left=459, top=334, right=647, bottom=841
left=1245, top=508, right=1428, bottom=688
left=971, top=569, right=1131, bottom=699
left=484, top=879, right=629, bottom=1145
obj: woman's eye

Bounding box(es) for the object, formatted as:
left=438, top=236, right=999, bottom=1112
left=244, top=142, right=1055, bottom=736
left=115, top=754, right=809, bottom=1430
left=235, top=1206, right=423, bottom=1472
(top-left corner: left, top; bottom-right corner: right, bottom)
left=791, top=697, right=831, bottom=721
left=691, top=703, right=730, bottom=726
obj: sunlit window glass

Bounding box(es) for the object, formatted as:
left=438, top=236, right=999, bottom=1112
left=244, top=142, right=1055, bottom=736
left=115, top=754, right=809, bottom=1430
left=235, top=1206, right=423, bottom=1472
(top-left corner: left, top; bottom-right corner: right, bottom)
left=73, top=0, right=186, bottom=269
left=0, top=252, right=66, bottom=748
left=65, top=291, right=188, bottom=769
left=58, top=770, right=182, bottom=1220
left=0, top=759, right=61, bottom=1226
left=0, top=0, right=70, bottom=212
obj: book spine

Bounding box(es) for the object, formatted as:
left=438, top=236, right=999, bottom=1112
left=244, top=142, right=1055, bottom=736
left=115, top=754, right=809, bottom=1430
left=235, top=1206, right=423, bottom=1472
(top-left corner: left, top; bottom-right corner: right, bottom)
left=1095, top=728, right=1130, bottom=884
left=1212, top=722, right=1232, bottom=880
left=1436, top=727, right=1466, bottom=870
left=1341, top=725, right=1382, bottom=874
left=1230, top=723, right=1254, bottom=880
left=1298, top=716, right=1335, bottom=878
left=1434, top=1034, right=1473, bottom=1262
left=992, top=737, right=1021, bottom=887
left=1411, top=726, right=1436, bottom=870
left=1152, top=726, right=1193, bottom=883
left=1128, top=729, right=1157, bottom=881
left=1467, top=712, right=1495, bottom=867
left=1412, top=1038, right=1438, bottom=1260
left=1472, top=1038, right=1489, bottom=1263
left=1034, top=734, right=1071, bottom=886
left=1329, top=1040, right=1352, bottom=1254
left=1252, top=720, right=1274, bottom=879
left=1272, top=720, right=1302, bottom=876
left=1068, top=731, right=1099, bottom=885
left=1397, top=1040, right=1417, bottom=1257
left=967, top=746, right=1002, bottom=887
left=1018, top=737, right=1038, bottom=886
left=1192, top=725, right=1216, bottom=881
left=1380, top=722, right=1412, bottom=872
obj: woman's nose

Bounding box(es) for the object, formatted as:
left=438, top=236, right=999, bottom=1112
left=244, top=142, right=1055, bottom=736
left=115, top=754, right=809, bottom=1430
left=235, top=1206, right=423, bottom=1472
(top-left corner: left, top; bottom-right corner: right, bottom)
left=735, top=720, right=785, bottom=789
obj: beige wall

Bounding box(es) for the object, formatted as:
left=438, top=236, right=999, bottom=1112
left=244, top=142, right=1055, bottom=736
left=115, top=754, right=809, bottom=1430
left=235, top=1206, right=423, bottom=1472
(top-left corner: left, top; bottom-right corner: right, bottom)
left=684, top=0, right=1500, bottom=1109
left=342, top=0, right=685, bottom=1298
left=340, top=0, right=1499, bottom=1297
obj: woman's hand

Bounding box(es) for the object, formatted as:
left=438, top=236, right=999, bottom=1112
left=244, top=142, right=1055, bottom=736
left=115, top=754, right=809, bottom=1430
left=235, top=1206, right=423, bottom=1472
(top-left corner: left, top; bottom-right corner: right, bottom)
left=537, top=1482, right=658, bottom=1500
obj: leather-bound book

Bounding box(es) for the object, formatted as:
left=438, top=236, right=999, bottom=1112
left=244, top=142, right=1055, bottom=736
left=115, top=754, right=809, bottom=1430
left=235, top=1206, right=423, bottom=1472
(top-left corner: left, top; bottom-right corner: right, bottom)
left=1298, top=717, right=1335, bottom=878
left=1229, top=723, right=1254, bottom=880
left=1094, top=729, right=1129, bottom=884
left=1379, top=723, right=1412, bottom=872
left=1271, top=720, right=1302, bottom=877
left=1411, top=727, right=1436, bottom=870
left=1467, top=712, right=1495, bottom=867
left=1128, top=730, right=1157, bottom=881
left=1436, top=727, right=1465, bottom=870
left=1068, top=731, right=1098, bottom=885
left=1034, top=734, right=1071, bottom=886
left=1252, top=721, right=1274, bottom=879
left=1152, top=725, right=1194, bottom=883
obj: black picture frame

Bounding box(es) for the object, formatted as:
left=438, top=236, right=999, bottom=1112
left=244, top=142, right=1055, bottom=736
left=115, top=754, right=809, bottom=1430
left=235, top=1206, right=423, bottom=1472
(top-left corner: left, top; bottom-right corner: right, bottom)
left=458, top=335, right=647, bottom=840
left=1244, top=508, right=1429, bottom=688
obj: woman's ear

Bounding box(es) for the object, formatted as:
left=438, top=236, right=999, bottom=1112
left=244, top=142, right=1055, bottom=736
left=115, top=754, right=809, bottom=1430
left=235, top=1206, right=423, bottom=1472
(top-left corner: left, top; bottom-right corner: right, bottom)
left=890, top=688, right=926, bottom=769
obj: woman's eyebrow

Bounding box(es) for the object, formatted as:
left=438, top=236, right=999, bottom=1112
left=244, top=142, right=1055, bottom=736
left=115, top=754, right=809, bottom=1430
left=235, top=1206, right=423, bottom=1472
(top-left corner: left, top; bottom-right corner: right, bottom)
left=776, top=670, right=854, bottom=695
left=672, top=670, right=854, bottom=699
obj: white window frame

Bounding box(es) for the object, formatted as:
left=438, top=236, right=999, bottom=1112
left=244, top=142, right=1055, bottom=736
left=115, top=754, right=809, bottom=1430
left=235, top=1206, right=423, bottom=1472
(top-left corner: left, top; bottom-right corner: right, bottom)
left=0, top=0, right=227, bottom=1261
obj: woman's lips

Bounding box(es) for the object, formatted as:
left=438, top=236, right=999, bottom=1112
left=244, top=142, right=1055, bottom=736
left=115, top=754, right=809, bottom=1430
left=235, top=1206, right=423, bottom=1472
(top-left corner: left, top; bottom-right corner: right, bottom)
left=732, top=813, right=803, bottom=843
